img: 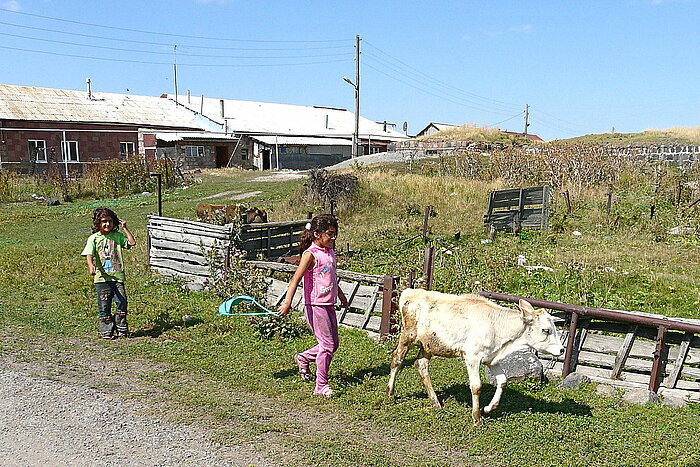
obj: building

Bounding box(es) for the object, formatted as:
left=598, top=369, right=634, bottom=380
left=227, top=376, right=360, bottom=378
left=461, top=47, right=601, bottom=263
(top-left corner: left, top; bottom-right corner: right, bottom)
left=167, top=94, right=408, bottom=170
left=415, top=122, right=461, bottom=138
left=0, top=83, right=227, bottom=174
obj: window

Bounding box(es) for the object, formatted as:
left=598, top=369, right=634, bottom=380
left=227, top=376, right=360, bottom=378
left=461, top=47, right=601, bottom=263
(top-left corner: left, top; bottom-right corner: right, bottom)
left=28, top=140, right=46, bottom=162
left=120, top=142, right=135, bottom=156
left=184, top=145, right=204, bottom=157
left=61, top=141, right=79, bottom=162
left=241, top=149, right=249, bottom=160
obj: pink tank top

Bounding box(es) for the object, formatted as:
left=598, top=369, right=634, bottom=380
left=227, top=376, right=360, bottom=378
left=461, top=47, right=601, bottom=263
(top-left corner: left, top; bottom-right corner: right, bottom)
left=303, top=243, right=338, bottom=305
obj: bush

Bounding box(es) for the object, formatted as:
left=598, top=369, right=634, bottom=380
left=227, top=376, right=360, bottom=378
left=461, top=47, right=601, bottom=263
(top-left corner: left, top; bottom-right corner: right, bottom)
left=300, top=168, right=358, bottom=212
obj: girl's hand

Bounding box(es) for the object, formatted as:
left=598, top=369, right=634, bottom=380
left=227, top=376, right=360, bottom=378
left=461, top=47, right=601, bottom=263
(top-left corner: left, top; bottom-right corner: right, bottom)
left=278, top=302, right=291, bottom=317
left=88, top=264, right=96, bottom=275
left=119, top=219, right=129, bottom=229
left=340, top=296, right=349, bottom=308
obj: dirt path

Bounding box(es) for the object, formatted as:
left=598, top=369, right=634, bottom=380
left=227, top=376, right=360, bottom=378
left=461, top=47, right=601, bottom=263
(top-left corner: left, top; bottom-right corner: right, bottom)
left=0, top=330, right=470, bottom=467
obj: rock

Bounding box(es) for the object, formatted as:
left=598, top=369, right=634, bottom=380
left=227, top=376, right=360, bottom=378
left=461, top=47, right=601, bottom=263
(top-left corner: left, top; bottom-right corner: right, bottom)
left=141, top=191, right=152, bottom=196
left=622, top=388, right=659, bottom=405
left=667, top=226, right=695, bottom=235
left=558, top=372, right=590, bottom=389
left=485, top=350, right=544, bottom=384
left=661, top=395, right=687, bottom=408
left=595, top=384, right=617, bottom=397
left=182, top=282, right=204, bottom=292
left=46, top=198, right=60, bottom=206
left=572, top=231, right=582, bottom=236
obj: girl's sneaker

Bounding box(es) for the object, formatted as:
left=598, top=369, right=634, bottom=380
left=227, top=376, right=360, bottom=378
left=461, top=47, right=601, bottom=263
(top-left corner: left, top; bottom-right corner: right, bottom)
left=313, top=386, right=334, bottom=397
left=294, top=354, right=312, bottom=381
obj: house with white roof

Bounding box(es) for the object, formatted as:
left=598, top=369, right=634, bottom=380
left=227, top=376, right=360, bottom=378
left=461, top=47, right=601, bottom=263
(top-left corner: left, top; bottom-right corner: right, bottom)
left=165, top=94, right=408, bottom=170
left=0, top=83, right=227, bottom=174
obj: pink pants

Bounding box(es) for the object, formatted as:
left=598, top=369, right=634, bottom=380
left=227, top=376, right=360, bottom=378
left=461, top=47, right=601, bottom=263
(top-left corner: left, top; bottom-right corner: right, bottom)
left=298, top=304, right=339, bottom=391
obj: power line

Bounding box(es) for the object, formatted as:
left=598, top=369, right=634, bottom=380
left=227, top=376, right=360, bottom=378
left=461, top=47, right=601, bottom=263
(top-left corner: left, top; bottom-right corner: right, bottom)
left=0, top=31, right=353, bottom=59
left=0, top=8, right=349, bottom=43
left=0, top=20, right=350, bottom=51
left=363, top=40, right=522, bottom=111
left=0, top=45, right=350, bottom=68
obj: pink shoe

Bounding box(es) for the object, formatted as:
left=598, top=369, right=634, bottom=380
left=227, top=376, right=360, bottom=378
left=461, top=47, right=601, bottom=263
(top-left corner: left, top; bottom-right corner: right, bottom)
left=294, top=354, right=312, bottom=381
left=313, top=386, right=334, bottom=397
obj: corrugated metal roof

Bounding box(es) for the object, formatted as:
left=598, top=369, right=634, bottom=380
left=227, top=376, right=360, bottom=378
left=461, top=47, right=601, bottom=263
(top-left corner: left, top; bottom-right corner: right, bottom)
left=168, top=94, right=408, bottom=142
left=0, top=84, right=218, bottom=130
left=252, top=135, right=352, bottom=146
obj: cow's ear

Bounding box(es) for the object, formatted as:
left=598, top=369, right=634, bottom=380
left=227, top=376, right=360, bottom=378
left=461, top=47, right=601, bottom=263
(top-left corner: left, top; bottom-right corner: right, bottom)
left=518, top=299, right=536, bottom=323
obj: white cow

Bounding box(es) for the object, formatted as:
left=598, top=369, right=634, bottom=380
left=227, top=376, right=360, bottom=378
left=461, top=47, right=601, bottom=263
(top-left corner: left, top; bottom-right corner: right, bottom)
left=387, top=289, right=564, bottom=425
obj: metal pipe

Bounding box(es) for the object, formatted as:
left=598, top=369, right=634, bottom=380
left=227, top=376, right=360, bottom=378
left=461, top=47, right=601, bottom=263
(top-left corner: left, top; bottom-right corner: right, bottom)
left=562, top=311, right=579, bottom=377
left=149, top=172, right=162, bottom=216
left=478, top=291, right=700, bottom=334
left=649, top=326, right=667, bottom=392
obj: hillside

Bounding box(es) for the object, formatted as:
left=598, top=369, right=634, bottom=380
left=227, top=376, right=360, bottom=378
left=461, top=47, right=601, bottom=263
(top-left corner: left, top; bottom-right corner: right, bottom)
left=415, top=124, right=537, bottom=144
left=555, top=126, right=700, bottom=145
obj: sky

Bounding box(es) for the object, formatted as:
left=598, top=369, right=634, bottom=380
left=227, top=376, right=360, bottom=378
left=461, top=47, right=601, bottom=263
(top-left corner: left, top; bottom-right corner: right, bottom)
left=1, top=0, right=700, bottom=141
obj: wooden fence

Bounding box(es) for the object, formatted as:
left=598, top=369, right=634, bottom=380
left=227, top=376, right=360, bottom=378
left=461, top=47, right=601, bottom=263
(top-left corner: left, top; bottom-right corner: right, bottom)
left=147, top=215, right=307, bottom=281
left=484, top=186, right=550, bottom=232
left=248, top=261, right=399, bottom=339
left=480, top=291, right=700, bottom=402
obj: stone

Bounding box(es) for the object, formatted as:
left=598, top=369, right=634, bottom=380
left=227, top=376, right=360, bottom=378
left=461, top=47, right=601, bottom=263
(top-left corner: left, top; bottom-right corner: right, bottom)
left=46, top=198, right=60, bottom=206
left=622, top=388, right=659, bottom=405
left=558, top=372, right=590, bottom=389
left=182, top=282, right=204, bottom=292
left=595, top=384, right=617, bottom=397
left=661, top=395, right=687, bottom=408
left=485, top=350, right=544, bottom=384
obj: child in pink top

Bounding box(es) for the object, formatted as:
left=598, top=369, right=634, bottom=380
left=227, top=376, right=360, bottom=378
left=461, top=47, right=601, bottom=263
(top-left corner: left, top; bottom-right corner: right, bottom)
left=279, top=214, right=349, bottom=397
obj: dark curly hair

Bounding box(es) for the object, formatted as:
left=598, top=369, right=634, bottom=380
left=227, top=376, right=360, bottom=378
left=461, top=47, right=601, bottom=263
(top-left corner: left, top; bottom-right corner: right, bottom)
left=299, top=213, right=338, bottom=254
left=92, top=207, right=120, bottom=233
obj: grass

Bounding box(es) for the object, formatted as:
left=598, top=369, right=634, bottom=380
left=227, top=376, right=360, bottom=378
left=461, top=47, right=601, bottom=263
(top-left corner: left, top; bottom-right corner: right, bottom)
left=415, top=124, right=535, bottom=144
left=3, top=165, right=700, bottom=466
left=557, top=126, right=700, bottom=145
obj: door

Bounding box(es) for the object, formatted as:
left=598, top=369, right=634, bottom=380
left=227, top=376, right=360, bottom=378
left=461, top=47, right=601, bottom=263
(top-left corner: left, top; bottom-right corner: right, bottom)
left=262, top=149, right=271, bottom=170
left=215, top=146, right=229, bottom=168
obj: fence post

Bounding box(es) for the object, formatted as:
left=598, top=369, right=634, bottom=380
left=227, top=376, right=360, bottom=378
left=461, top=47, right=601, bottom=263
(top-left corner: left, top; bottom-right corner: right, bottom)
left=606, top=192, right=612, bottom=216
left=423, top=246, right=435, bottom=290
left=422, top=206, right=432, bottom=243
left=562, top=190, right=572, bottom=214
left=562, top=311, right=579, bottom=377
left=379, top=275, right=399, bottom=340
left=149, top=172, right=163, bottom=217
left=649, top=326, right=668, bottom=392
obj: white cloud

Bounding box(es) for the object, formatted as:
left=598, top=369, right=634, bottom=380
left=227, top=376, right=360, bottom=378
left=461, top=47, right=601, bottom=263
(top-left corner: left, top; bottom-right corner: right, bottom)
left=2, top=0, right=21, bottom=11
left=510, top=24, right=533, bottom=34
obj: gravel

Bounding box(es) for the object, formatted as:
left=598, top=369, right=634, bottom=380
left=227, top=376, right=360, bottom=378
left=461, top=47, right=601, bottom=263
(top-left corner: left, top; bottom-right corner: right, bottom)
left=0, top=368, right=268, bottom=467
left=326, top=150, right=439, bottom=170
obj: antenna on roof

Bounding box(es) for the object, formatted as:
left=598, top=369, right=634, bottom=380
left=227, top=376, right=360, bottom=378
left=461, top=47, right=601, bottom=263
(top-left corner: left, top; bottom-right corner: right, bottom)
left=173, top=45, right=179, bottom=106
left=86, top=78, right=92, bottom=100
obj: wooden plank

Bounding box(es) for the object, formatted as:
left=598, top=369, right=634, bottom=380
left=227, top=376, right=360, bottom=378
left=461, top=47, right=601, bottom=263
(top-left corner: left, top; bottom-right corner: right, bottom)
left=361, top=285, right=380, bottom=329
left=149, top=257, right=210, bottom=276
left=238, top=234, right=299, bottom=250
left=150, top=249, right=208, bottom=265
left=338, top=281, right=360, bottom=323
left=569, top=320, right=589, bottom=373
left=239, top=220, right=308, bottom=230
left=668, top=332, right=694, bottom=389
left=150, top=238, right=225, bottom=256
left=148, top=215, right=233, bottom=233
left=149, top=229, right=230, bottom=248
left=151, top=266, right=208, bottom=283
left=341, top=312, right=381, bottom=332
left=247, top=261, right=385, bottom=285
left=611, top=325, right=638, bottom=379
left=148, top=222, right=232, bottom=241
left=238, top=226, right=305, bottom=241
left=580, top=332, right=700, bottom=364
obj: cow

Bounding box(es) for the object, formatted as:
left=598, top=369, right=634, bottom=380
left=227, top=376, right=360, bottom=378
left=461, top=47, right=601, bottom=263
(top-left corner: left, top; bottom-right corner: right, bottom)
left=195, top=203, right=268, bottom=224
left=387, top=289, right=564, bottom=425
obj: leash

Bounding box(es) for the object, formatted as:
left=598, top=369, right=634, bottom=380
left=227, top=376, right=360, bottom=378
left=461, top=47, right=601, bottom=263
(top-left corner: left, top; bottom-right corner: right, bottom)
left=218, top=295, right=280, bottom=317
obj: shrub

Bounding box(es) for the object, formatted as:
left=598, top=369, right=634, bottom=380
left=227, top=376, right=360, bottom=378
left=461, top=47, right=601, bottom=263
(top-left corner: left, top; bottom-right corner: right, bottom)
left=300, top=168, right=358, bottom=212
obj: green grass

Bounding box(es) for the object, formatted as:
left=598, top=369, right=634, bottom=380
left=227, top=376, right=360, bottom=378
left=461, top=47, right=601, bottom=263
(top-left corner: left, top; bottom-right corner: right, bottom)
left=3, top=167, right=700, bottom=466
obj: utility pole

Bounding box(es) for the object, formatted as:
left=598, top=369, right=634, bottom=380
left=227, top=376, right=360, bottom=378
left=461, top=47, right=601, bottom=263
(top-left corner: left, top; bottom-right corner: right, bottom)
left=354, top=34, right=361, bottom=158
left=343, top=35, right=361, bottom=159
left=173, top=45, right=179, bottom=105
left=523, top=104, right=530, bottom=136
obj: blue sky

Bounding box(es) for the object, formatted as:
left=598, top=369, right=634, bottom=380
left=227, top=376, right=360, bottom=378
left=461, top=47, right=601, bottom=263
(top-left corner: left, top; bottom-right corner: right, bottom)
left=1, top=0, right=700, bottom=141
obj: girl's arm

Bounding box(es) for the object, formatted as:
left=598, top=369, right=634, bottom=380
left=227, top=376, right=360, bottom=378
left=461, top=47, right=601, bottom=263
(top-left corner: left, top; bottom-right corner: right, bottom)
left=120, top=220, right=136, bottom=247
left=86, top=254, right=96, bottom=275
left=278, top=251, right=315, bottom=317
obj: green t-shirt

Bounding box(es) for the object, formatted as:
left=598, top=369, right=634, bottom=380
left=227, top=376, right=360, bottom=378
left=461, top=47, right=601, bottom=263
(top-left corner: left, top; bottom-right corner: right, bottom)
left=81, top=231, right=131, bottom=283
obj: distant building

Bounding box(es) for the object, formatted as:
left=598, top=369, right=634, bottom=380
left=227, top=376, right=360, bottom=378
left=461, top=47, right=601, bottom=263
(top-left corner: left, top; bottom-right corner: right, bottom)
left=166, top=94, right=408, bottom=170
left=0, top=83, right=408, bottom=173
left=0, top=83, right=224, bottom=174
left=415, top=122, right=460, bottom=138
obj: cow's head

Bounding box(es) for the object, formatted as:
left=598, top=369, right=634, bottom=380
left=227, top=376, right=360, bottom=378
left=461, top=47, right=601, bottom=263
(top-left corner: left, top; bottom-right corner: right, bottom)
left=519, top=299, right=564, bottom=356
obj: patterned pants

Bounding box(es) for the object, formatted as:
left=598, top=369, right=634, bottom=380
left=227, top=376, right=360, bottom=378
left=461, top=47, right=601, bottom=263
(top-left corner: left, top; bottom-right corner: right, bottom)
left=95, top=281, right=128, bottom=337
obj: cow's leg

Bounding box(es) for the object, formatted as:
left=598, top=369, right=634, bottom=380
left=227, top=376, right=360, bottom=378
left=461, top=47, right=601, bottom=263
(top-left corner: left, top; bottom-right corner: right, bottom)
left=483, top=363, right=507, bottom=415
left=387, top=332, right=414, bottom=397
left=416, top=347, right=441, bottom=409
left=464, top=358, right=483, bottom=425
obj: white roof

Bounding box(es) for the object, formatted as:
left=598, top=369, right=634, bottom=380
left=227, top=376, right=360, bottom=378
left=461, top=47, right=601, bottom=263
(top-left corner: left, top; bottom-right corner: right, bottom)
left=155, top=131, right=239, bottom=142
left=0, top=84, right=218, bottom=130
left=168, top=94, right=408, bottom=142
left=252, top=135, right=352, bottom=146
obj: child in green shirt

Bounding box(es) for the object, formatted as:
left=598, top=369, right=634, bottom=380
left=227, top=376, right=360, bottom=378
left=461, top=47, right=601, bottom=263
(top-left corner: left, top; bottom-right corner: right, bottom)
left=81, top=207, right=136, bottom=339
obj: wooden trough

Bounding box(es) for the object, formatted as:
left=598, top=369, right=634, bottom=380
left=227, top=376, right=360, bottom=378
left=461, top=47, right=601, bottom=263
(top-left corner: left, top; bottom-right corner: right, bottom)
left=248, top=261, right=399, bottom=339
left=480, top=291, right=700, bottom=402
